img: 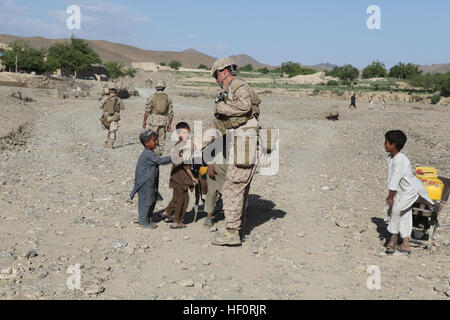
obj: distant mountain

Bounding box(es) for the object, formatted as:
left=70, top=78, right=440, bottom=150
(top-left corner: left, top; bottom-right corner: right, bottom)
left=229, top=54, right=271, bottom=69
left=312, top=63, right=338, bottom=71
left=0, top=34, right=270, bottom=69
left=419, top=63, right=450, bottom=75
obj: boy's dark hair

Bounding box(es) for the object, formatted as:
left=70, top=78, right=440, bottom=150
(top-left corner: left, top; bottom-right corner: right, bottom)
left=176, top=122, right=190, bottom=131
left=385, top=130, right=407, bottom=151
left=139, top=130, right=157, bottom=146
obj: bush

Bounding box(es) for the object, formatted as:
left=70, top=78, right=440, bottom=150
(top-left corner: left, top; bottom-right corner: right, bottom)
left=312, top=88, right=321, bottom=95
left=326, top=80, right=338, bottom=86
left=124, top=67, right=137, bottom=78
left=257, top=67, right=270, bottom=74
left=198, top=64, right=209, bottom=70
left=169, top=60, right=181, bottom=70
left=280, top=61, right=316, bottom=78
left=362, top=60, right=387, bottom=79
left=430, top=94, right=441, bottom=104
left=240, top=64, right=253, bottom=72
left=104, top=61, right=126, bottom=79
left=160, top=62, right=166, bottom=66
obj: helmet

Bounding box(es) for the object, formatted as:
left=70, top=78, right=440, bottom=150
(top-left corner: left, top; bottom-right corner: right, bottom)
left=211, top=57, right=237, bottom=78
left=155, top=80, right=166, bottom=89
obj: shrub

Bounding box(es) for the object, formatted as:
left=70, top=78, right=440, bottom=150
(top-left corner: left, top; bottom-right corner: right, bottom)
left=240, top=64, right=253, bottom=72
left=431, top=94, right=441, bottom=104
left=257, top=67, right=270, bottom=74
left=280, top=61, right=316, bottom=78
left=198, top=64, right=209, bottom=70
left=169, top=60, right=181, bottom=70
left=160, top=62, right=166, bottom=66
left=312, top=88, right=321, bottom=95
left=326, top=80, right=338, bottom=86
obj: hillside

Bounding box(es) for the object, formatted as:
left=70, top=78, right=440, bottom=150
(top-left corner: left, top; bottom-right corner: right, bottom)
left=0, top=34, right=269, bottom=69
left=419, top=63, right=450, bottom=75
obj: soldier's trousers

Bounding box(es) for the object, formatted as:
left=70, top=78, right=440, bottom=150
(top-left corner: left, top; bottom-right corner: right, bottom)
left=204, top=163, right=227, bottom=214
left=150, top=125, right=167, bottom=156
left=222, top=164, right=257, bottom=231
left=105, top=121, right=119, bottom=144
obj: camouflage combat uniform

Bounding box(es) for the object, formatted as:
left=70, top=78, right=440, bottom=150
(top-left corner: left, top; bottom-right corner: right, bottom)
left=100, top=89, right=125, bottom=149
left=145, top=82, right=174, bottom=156
left=216, top=77, right=259, bottom=232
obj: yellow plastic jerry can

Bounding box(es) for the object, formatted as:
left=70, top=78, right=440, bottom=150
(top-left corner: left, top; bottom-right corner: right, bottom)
left=415, top=167, right=444, bottom=201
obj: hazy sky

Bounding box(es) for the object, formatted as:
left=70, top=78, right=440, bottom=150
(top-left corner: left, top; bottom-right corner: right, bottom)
left=1, top=0, right=449, bottom=68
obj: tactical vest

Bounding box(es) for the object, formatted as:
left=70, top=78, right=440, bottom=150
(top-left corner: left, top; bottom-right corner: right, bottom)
left=214, top=83, right=261, bottom=135
left=151, top=92, right=170, bottom=115
left=101, top=96, right=121, bottom=126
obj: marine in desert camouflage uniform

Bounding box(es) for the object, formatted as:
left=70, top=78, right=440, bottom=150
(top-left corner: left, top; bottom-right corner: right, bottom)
left=209, top=57, right=260, bottom=246
left=143, top=80, right=174, bottom=156
left=99, top=87, right=125, bottom=149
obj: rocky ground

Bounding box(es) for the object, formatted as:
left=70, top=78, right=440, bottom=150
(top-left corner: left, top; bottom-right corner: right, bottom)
left=0, top=84, right=449, bottom=300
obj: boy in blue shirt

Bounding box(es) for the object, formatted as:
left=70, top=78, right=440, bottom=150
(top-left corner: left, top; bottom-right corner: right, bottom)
left=130, top=130, right=171, bottom=229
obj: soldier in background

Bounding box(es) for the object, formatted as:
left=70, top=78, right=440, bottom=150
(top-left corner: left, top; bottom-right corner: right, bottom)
left=99, top=87, right=125, bottom=149
left=143, top=80, right=174, bottom=156
left=209, top=57, right=260, bottom=246
left=100, top=87, right=110, bottom=103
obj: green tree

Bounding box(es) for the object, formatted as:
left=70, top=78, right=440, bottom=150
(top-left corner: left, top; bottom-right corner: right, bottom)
left=389, top=62, right=422, bottom=79
left=198, top=64, right=209, bottom=70
left=160, top=62, right=166, bottom=66
left=280, top=61, right=316, bottom=78
left=331, top=65, right=359, bottom=81
left=104, top=61, right=125, bottom=79
left=1, top=40, right=46, bottom=73
left=257, top=67, right=270, bottom=74
left=169, top=60, right=181, bottom=70
left=46, top=35, right=101, bottom=76
left=362, top=60, right=387, bottom=79
left=240, top=64, right=253, bottom=72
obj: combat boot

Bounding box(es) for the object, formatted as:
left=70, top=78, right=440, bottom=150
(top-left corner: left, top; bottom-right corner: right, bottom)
left=108, top=142, right=115, bottom=149
left=103, top=142, right=109, bottom=148
left=211, top=229, right=242, bottom=246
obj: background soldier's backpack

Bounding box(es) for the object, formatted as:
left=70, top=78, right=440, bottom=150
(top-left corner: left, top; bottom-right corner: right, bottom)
left=152, top=92, right=170, bottom=115
left=103, top=96, right=120, bottom=115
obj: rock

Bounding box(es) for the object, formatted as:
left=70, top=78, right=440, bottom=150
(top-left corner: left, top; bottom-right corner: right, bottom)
left=23, top=250, right=38, bottom=259
left=201, top=260, right=211, bottom=266
left=0, top=268, right=12, bottom=274
left=38, top=270, right=49, bottom=280
left=162, top=237, right=171, bottom=242
left=84, top=285, right=105, bottom=295
left=194, top=282, right=204, bottom=289
left=112, top=240, right=128, bottom=250
left=178, top=279, right=195, bottom=287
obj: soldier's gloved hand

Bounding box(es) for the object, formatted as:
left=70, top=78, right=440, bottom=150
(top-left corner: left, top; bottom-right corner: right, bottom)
left=142, top=122, right=146, bottom=129
left=215, top=92, right=227, bottom=104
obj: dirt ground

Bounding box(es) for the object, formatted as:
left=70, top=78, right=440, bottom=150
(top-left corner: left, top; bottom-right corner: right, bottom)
left=0, top=82, right=449, bottom=300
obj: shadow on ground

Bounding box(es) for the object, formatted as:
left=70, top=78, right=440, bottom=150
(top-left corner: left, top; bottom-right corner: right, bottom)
left=371, top=217, right=390, bottom=246
left=183, top=194, right=286, bottom=236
